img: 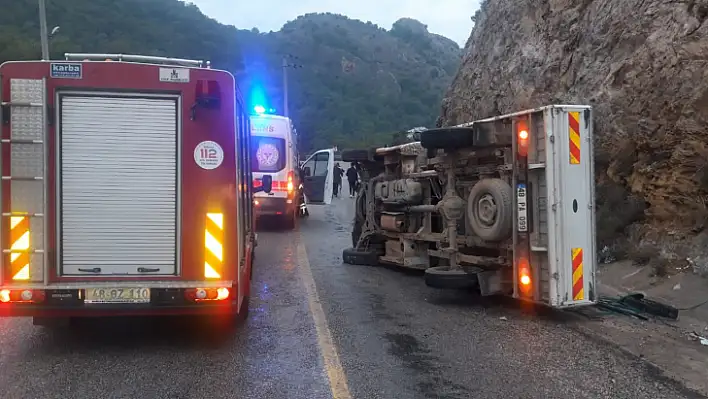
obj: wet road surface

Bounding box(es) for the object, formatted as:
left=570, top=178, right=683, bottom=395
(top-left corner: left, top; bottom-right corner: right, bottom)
left=0, top=191, right=703, bottom=398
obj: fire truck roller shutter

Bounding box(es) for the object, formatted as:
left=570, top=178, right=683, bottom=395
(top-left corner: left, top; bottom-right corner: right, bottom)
left=59, top=95, right=179, bottom=276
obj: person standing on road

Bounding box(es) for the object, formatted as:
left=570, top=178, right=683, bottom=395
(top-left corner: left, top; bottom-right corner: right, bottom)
left=346, top=163, right=359, bottom=198
left=333, top=163, right=344, bottom=198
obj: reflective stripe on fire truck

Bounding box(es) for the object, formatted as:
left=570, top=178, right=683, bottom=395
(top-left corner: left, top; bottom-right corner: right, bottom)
left=9, top=216, right=30, bottom=280
left=571, top=247, right=584, bottom=300
left=569, top=112, right=581, bottom=164
left=204, top=213, right=224, bottom=279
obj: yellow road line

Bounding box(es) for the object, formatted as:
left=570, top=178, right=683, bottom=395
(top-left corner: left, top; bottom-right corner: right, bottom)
left=296, top=238, right=353, bottom=399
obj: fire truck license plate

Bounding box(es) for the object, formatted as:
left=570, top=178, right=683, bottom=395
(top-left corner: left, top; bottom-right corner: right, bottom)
left=517, top=183, right=528, bottom=232
left=85, top=288, right=150, bottom=304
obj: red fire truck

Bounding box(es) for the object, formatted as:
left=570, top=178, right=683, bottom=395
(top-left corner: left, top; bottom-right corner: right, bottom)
left=0, top=53, right=275, bottom=326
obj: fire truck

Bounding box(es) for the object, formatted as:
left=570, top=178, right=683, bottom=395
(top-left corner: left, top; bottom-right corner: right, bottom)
left=0, top=53, right=274, bottom=326
left=342, top=105, right=597, bottom=308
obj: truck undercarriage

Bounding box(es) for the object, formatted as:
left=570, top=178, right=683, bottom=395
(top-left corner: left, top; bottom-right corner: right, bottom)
left=342, top=105, right=597, bottom=308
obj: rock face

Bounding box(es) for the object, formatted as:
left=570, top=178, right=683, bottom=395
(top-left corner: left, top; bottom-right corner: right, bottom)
left=441, top=0, right=708, bottom=273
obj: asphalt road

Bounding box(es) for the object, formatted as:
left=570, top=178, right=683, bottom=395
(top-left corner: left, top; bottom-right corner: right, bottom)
left=0, top=185, right=703, bottom=399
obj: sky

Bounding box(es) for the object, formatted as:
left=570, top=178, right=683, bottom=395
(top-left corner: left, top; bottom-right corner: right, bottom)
left=188, top=0, right=481, bottom=47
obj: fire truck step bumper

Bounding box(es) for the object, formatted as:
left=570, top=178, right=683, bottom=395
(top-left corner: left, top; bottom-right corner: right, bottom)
left=0, top=286, right=241, bottom=318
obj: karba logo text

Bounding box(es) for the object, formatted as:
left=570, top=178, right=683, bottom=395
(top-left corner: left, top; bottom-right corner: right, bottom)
left=52, top=64, right=81, bottom=73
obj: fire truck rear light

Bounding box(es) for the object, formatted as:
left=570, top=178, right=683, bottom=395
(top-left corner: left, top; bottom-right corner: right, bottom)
left=519, top=130, right=529, bottom=140
left=184, top=287, right=230, bottom=302
left=0, top=289, right=45, bottom=303
left=520, top=274, right=531, bottom=286
left=254, top=199, right=260, bottom=206
left=216, top=287, right=229, bottom=300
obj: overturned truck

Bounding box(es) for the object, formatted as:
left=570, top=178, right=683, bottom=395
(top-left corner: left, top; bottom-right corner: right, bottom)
left=342, top=105, right=597, bottom=308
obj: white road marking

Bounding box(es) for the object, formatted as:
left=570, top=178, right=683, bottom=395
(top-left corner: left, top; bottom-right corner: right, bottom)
left=296, top=237, right=352, bottom=399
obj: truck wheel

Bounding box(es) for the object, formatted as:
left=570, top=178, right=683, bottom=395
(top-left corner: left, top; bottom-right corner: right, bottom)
left=205, top=296, right=250, bottom=333
left=237, top=296, right=250, bottom=322
left=420, top=127, right=476, bottom=150
left=250, top=247, right=255, bottom=281
left=32, top=316, right=76, bottom=328
left=341, top=148, right=374, bottom=162
left=283, top=212, right=296, bottom=230
left=342, top=247, right=379, bottom=266
left=352, top=219, right=362, bottom=248
left=467, top=178, right=513, bottom=242
left=424, top=266, right=477, bottom=289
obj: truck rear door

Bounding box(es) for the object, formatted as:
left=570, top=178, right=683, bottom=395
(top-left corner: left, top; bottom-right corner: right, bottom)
left=545, top=106, right=597, bottom=307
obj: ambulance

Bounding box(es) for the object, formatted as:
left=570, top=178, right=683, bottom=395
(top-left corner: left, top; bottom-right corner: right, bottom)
left=250, top=113, right=299, bottom=229
left=0, top=53, right=281, bottom=326
left=250, top=113, right=335, bottom=228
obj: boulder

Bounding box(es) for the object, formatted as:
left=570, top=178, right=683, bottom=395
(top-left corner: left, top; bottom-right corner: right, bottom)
left=441, top=0, right=708, bottom=272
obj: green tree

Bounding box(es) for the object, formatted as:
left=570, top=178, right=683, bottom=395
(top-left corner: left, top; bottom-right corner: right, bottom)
left=0, top=1, right=461, bottom=152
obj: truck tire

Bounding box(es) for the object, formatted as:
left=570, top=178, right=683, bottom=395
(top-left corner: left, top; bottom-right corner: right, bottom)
left=237, top=295, right=250, bottom=322
left=283, top=212, right=296, bottom=230
left=32, top=316, right=75, bottom=328
left=341, top=148, right=374, bottom=162
left=424, top=266, right=478, bottom=289
left=342, top=247, right=379, bottom=266
left=467, top=178, right=513, bottom=242
left=355, top=188, right=367, bottom=220
left=202, top=296, right=250, bottom=335
left=420, top=127, right=476, bottom=150
left=352, top=219, right=362, bottom=248
left=250, top=247, right=255, bottom=281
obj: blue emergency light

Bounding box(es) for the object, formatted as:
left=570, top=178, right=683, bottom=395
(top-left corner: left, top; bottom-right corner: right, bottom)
left=253, top=105, right=277, bottom=115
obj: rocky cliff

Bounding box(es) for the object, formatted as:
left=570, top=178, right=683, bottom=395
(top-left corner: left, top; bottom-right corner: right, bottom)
left=440, top=0, right=708, bottom=273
